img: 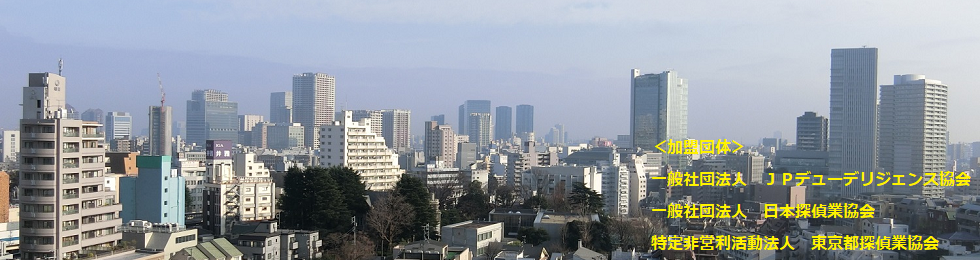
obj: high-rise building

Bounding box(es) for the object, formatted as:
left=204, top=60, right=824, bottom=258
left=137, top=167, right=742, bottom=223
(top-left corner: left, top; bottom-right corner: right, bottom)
left=186, top=90, right=239, bottom=146
left=796, top=112, right=828, bottom=151
left=515, top=104, right=534, bottom=138
left=105, top=112, right=132, bottom=141
left=348, top=110, right=383, bottom=135
left=2, top=130, right=20, bottom=163
left=269, top=92, right=292, bottom=124
left=495, top=106, right=512, bottom=141
left=829, top=47, right=879, bottom=198
left=120, top=155, right=186, bottom=225
left=19, top=72, right=123, bottom=259
left=879, top=74, right=947, bottom=198
left=238, top=114, right=264, bottom=146
left=425, top=121, right=457, bottom=167
left=631, top=69, right=688, bottom=168
left=547, top=124, right=566, bottom=145
left=320, top=111, right=404, bottom=191
left=202, top=141, right=277, bottom=236
left=467, top=112, right=492, bottom=149
left=382, top=109, right=412, bottom=153
left=149, top=106, right=173, bottom=156
left=81, top=108, right=104, bottom=136
left=266, top=123, right=305, bottom=150
left=292, top=72, right=336, bottom=149
left=431, top=114, right=446, bottom=125
left=458, top=100, right=491, bottom=134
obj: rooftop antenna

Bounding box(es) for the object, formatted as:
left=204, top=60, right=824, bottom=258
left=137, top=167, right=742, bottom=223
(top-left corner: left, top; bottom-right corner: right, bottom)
left=58, top=58, right=64, bottom=75
left=158, top=73, right=165, bottom=108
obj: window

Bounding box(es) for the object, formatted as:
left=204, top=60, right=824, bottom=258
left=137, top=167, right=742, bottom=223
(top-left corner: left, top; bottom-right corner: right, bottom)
left=164, top=201, right=168, bottom=205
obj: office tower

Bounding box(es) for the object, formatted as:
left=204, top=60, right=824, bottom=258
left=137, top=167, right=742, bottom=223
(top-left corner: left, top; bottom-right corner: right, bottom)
left=120, top=155, right=186, bottom=225
left=614, top=135, right=632, bottom=149
left=879, top=74, right=947, bottom=198
left=458, top=100, right=491, bottom=134
left=292, top=72, right=336, bottom=149
left=105, top=112, right=132, bottom=141
left=382, top=109, right=412, bottom=153
left=515, top=104, right=534, bottom=138
left=149, top=106, right=173, bottom=156
left=431, top=114, right=446, bottom=125
left=547, top=124, right=566, bottom=145
left=320, top=111, right=404, bottom=191
left=64, top=104, right=80, bottom=120
left=19, top=72, right=122, bottom=259
left=494, top=106, right=512, bottom=141
left=186, top=90, right=239, bottom=146
left=425, top=121, right=457, bottom=167
left=467, top=113, right=492, bottom=148
left=270, top=91, right=292, bottom=124
left=238, top=114, right=264, bottom=146
left=81, top=108, right=104, bottom=136
left=202, top=141, right=277, bottom=236
left=631, top=69, right=688, bottom=168
left=796, top=112, right=829, bottom=151
left=829, top=47, right=878, bottom=198
left=266, top=123, right=305, bottom=150
left=348, top=110, right=383, bottom=135
left=456, top=143, right=477, bottom=169
left=1, top=130, right=19, bottom=162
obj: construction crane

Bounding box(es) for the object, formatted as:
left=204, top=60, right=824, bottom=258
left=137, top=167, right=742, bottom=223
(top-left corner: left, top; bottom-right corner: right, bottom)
left=156, top=73, right=167, bottom=156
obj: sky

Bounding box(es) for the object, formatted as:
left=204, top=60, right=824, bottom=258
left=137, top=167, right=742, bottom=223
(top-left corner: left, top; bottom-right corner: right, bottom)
left=1, top=0, right=978, bottom=144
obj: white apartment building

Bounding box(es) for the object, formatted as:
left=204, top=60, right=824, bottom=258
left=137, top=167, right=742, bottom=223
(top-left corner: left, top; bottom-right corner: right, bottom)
left=202, top=142, right=276, bottom=236
left=319, top=111, right=404, bottom=191
left=19, top=72, right=122, bottom=260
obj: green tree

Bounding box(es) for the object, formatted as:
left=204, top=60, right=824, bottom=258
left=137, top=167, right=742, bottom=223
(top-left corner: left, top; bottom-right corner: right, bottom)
left=328, top=167, right=371, bottom=221
left=394, top=175, right=438, bottom=241
left=279, top=167, right=351, bottom=233
left=457, top=181, right=490, bottom=220
left=523, top=194, right=548, bottom=209
left=588, top=221, right=613, bottom=253
left=518, top=227, right=550, bottom=246
left=562, top=220, right=583, bottom=251
left=569, top=182, right=604, bottom=214
left=494, top=185, right=516, bottom=207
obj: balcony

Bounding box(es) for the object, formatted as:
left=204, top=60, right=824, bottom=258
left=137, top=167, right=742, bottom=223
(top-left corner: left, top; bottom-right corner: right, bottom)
left=64, top=193, right=79, bottom=199
left=63, top=178, right=80, bottom=184
left=64, top=225, right=79, bottom=231
left=63, top=239, right=79, bottom=246
left=82, top=133, right=104, bottom=139
left=64, top=163, right=79, bottom=169
left=63, top=209, right=79, bottom=215
left=63, top=147, right=79, bottom=153
left=64, top=132, right=80, bottom=137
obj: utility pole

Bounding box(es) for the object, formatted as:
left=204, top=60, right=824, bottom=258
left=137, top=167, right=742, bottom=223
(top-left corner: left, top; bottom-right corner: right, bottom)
left=421, top=224, right=431, bottom=260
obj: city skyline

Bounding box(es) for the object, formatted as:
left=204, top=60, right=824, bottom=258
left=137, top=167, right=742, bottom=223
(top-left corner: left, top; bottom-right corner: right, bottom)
left=1, top=2, right=979, bottom=145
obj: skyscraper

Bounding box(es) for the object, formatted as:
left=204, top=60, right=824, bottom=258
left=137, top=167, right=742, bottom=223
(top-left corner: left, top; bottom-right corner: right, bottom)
left=431, top=114, right=446, bottom=125
left=186, top=89, right=239, bottom=146
left=425, top=121, right=457, bottom=167
left=270, top=91, right=292, bottom=124
left=19, top=72, right=123, bottom=259
left=467, top=112, right=492, bottom=148
left=149, top=106, right=173, bottom=156
left=879, top=74, right=947, bottom=198
left=238, top=114, right=264, bottom=146
left=828, top=47, right=878, bottom=198
left=515, top=104, right=534, bottom=140
left=105, top=112, right=132, bottom=141
left=796, top=112, right=828, bottom=151
left=631, top=69, right=688, bottom=168
left=495, top=106, right=512, bottom=141
left=381, top=109, right=411, bottom=153
left=293, top=72, right=336, bottom=149
left=458, top=100, right=491, bottom=134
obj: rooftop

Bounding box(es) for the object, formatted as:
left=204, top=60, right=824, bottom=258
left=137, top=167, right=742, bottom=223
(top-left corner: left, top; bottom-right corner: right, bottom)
left=444, top=221, right=501, bottom=229
left=97, top=251, right=160, bottom=260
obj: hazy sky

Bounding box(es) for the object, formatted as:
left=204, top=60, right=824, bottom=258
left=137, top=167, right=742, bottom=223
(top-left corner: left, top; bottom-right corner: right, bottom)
left=1, top=1, right=978, bottom=144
